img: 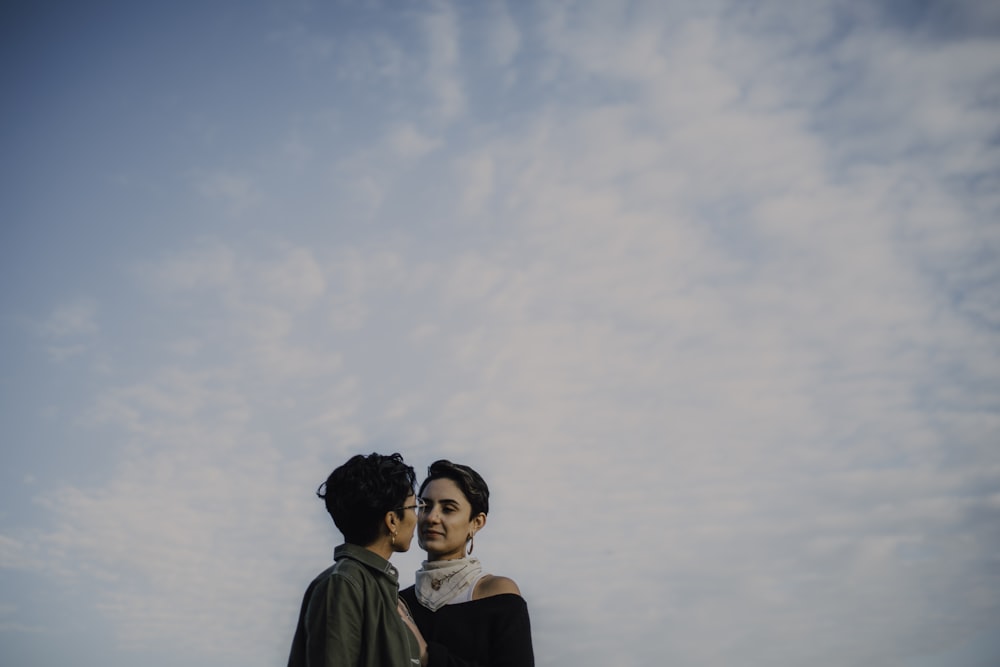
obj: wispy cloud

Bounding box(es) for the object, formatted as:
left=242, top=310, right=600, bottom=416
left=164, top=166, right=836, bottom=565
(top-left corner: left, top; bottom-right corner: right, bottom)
left=483, top=0, right=521, bottom=69
left=2, top=1, right=998, bottom=666
left=386, top=123, right=440, bottom=160
left=39, top=299, right=98, bottom=339
left=193, top=171, right=262, bottom=217
left=422, top=1, right=466, bottom=123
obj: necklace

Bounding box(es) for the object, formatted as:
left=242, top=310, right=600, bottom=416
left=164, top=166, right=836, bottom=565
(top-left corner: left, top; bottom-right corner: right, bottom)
left=431, top=561, right=472, bottom=590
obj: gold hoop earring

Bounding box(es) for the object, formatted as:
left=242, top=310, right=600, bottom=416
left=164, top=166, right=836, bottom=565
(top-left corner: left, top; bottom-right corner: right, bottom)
left=467, top=533, right=475, bottom=555
left=391, top=530, right=397, bottom=547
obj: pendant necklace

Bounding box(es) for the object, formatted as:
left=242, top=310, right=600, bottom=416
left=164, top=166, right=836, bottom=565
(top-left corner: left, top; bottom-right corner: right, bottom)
left=431, top=561, right=471, bottom=590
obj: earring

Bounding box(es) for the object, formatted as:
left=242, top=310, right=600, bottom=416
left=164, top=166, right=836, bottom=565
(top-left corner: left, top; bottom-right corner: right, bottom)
left=467, top=532, right=475, bottom=555
left=391, top=530, right=397, bottom=546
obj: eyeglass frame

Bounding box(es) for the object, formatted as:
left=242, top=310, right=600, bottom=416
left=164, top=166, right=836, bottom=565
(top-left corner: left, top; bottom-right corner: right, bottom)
left=394, top=498, right=428, bottom=514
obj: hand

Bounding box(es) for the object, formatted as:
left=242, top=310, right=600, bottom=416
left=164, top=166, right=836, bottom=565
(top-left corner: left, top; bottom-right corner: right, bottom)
left=398, top=599, right=428, bottom=666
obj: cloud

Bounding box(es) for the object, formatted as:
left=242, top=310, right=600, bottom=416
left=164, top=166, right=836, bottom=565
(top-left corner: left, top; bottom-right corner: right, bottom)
left=0, top=535, right=36, bottom=571
left=28, top=331, right=361, bottom=658
left=38, top=299, right=98, bottom=338
left=193, top=170, right=261, bottom=216
left=483, top=0, right=521, bottom=68
left=34, top=299, right=99, bottom=362
left=454, top=153, right=494, bottom=215
left=267, top=22, right=336, bottom=68
left=4, top=1, right=999, bottom=666
left=422, top=1, right=466, bottom=122
left=386, top=123, right=440, bottom=160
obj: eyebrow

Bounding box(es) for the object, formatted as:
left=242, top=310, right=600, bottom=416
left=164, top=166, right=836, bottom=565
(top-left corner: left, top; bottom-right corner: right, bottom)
left=421, top=496, right=461, bottom=506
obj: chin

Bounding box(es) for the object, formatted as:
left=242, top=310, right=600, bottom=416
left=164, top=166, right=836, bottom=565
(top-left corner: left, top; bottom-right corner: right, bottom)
left=427, top=547, right=456, bottom=558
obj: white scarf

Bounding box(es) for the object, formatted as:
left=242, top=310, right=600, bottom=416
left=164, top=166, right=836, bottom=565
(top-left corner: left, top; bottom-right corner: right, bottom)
left=414, top=557, right=483, bottom=611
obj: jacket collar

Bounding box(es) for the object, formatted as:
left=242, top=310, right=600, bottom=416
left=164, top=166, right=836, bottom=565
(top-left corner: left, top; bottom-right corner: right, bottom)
left=334, top=543, right=400, bottom=581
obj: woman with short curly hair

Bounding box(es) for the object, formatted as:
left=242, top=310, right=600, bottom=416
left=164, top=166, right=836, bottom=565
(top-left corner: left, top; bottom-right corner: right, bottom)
left=288, top=452, right=425, bottom=667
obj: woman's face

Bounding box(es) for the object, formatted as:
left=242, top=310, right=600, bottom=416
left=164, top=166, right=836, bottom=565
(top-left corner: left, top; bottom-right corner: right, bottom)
left=418, top=478, right=485, bottom=560
left=393, top=493, right=419, bottom=553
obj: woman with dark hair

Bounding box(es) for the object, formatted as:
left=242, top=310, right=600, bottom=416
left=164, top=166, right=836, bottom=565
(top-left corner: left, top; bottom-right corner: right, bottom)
left=288, top=452, right=426, bottom=667
left=398, top=460, right=534, bottom=667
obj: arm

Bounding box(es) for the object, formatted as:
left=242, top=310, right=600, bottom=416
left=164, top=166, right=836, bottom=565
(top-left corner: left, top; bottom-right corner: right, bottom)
left=425, top=640, right=482, bottom=667
left=488, top=595, right=534, bottom=667
left=399, top=598, right=429, bottom=666
left=304, top=574, right=364, bottom=667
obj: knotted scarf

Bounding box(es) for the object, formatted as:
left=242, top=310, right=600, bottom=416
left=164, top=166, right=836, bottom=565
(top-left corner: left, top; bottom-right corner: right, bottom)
left=414, top=557, right=483, bottom=611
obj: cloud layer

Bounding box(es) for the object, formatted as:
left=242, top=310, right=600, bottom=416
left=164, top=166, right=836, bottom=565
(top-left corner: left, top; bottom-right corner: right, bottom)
left=2, top=1, right=999, bottom=666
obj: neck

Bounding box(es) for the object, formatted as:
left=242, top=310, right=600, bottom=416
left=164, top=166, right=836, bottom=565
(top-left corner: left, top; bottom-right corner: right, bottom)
left=365, top=540, right=394, bottom=561
left=427, top=550, right=467, bottom=562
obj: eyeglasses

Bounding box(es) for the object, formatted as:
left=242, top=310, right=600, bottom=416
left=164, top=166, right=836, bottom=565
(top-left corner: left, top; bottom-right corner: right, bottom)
left=395, top=499, right=428, bottom=514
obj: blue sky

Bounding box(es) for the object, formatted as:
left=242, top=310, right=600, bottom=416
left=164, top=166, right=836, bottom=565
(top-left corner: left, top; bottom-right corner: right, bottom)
left=2, top=1, right=999, bottom=666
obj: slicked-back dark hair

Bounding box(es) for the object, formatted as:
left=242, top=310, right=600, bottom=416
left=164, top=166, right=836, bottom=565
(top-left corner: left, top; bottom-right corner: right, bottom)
left=317, top=452, right=416, bottom=546
left=419, top=459, right=490, bottom=518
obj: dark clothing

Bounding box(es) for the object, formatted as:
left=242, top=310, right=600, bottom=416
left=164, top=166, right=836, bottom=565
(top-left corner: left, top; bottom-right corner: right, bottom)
left=288, top=544, right=421, bottom=667
left=399, top=586, right=534, bottom=667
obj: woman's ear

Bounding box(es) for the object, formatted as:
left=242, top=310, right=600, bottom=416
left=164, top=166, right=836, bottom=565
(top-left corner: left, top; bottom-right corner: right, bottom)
left=384, top=510, right=400, bottom=534
left=473, top=512, right=487, bottom=532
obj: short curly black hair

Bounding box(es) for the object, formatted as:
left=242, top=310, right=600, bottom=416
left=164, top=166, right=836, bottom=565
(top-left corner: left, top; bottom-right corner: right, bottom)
left=419, top=459, right=490, bottom=518
left=317, top=452, right=417, bottom=546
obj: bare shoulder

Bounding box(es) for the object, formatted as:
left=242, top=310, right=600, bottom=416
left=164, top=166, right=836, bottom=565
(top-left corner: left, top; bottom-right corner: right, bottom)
left=473, top=574, right=522, bottom=599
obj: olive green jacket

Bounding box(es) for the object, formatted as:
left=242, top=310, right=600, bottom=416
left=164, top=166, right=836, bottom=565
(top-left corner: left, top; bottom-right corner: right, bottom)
left=288, top=543, right=421, bottom=667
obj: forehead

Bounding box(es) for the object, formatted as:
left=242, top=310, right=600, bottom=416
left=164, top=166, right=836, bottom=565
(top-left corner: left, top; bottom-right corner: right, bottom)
left=420, top=477, right=469, bottom=504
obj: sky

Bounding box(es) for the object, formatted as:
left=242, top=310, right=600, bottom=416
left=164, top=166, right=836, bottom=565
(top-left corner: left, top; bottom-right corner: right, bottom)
left=1, top=0, right=999, bottom=666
